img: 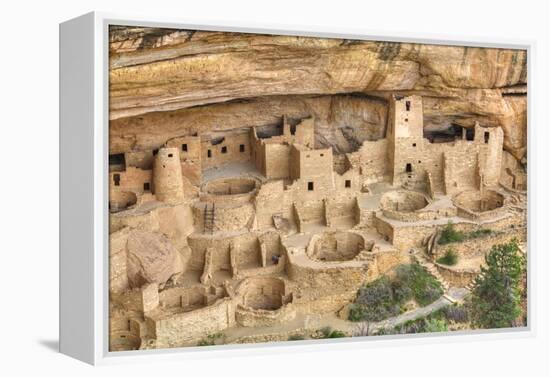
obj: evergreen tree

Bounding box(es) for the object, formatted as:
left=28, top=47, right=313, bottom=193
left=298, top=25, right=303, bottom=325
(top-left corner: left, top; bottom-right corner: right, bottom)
left=469, top=239, right=525, bottom=329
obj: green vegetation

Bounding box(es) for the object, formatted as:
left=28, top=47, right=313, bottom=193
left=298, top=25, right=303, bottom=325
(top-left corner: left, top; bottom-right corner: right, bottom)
left=394, top=264, right=444, bottom=306
left=197, top=332, right=225, bottom=346
left=436, top=247, right=459, bottom=266
left=349, top=264, right=443, bottom=324
left=423, top=318, right=448, bottom=333
left=468, top=239, right=526, bottom=329
left=438, top=222, right=492, bottom=245
left=288, top=334, right=305, bottom=341
left=373, top=304, right=468, bottom=335
left=438, top=222, right=464, bottom=245
left=318, top=327, right=347, bottom=339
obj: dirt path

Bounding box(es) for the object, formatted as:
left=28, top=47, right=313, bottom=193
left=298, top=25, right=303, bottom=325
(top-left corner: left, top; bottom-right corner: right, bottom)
left=223, top=287, right=468, bottom=343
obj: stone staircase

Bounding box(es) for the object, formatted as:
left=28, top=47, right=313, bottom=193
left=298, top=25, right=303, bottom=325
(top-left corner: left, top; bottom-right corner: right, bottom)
left=412, top=251, right=456, bottom=303
left=203, top=203, right=215, bottom=234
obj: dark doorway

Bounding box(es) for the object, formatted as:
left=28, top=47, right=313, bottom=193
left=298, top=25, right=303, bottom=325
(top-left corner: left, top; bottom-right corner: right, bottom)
left=345, top=180, right=351, bottom=188
left=221, top=146, right=227, bottom=154
left=182, top=144, right=188, bottom=152
left=207, top=150, right=212, bottom=158
left=484, top=131, right=490, bottom=144
left=143, top=182, right=150, bottom=191
left=406, top=101, right=411, bottom=111
left=406, top=163, right=412, bottom=173
left=308, top=182, right=314, bottom=191
left=113, top=174, right=121, bottom=186
left=240, top=144, right=245, bottom=152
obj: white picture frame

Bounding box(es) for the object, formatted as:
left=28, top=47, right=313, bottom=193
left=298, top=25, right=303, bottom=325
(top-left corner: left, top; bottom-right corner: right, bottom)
left=59, top=11, right=536, bottom=365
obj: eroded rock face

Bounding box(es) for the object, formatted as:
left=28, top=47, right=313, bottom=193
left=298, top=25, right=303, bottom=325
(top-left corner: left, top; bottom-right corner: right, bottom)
left=109, top=27, right=527, bottom=162
left=126, top=230, right=183, bottom=288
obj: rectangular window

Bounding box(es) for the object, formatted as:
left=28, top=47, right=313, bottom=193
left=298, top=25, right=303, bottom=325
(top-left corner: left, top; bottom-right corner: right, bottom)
left=484, top=131, right=490, bottom=144
left=113, top=174, right=120, bottom=186
left=168, top=153, right=173, bottom=158
left=240, top=144, right=245, bottom=152
left=153, top=149, right=158, bottom=156
left=406, top=100, right=411, bottom=111
left=109, top=153, right=125, bottom=166
left=406, top=163, right=412, bottom=173
left=345, top=180, right=351, bottom=188
left=308, top=182, right=314, bottom=191
left=182, top=144, right=188, bottom=152
left=221, top=146, right=227, bottom=154
left=207, top=150, right=212, bottom=158
left=143, top=182, right=150, bottom=191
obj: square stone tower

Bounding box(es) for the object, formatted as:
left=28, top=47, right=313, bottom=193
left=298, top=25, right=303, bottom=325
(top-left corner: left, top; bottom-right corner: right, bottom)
left=387, top=95, right=424, bottom=185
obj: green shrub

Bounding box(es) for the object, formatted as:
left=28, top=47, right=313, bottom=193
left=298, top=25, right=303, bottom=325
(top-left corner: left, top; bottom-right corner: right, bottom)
left=317, top=327, right=347, bottom=339
left=395, top=264, right=444, bottom=306
left=438, top=222, right=464, bottom=245
left=288, top=334, right=305, bottom=341
left=467, top=228, right=492, bottom=239
left=197, top=338, right=215, bottom=346
left=327, top=330, right=347, bottom=338
left=349, top=276, right=400, bottom=322
left=422, top=318, right=448, bottom=333
left=436, top=248, right=459, bottom=266
left=443, top=305, right=469, bottom=323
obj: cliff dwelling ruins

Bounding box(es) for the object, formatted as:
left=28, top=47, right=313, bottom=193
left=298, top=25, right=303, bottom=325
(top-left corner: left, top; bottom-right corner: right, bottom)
left=108, top=26, right=527, bottom=351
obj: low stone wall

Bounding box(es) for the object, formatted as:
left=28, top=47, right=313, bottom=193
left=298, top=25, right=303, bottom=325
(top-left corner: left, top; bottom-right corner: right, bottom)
left=235, top=303, right=296, bottom=327
left=287, top=259, right=368, bottom=291
left=382, top=206, right=456, bottom=222
left=455, top=204, right=508, bottom=221
left=307, top=231, right=366, bottom=262
left=435, top=263, right=478, bottom=288
left=200, top=177, right=258, bottom=206
left=325, top=195, right=360, bottom=227
left=369, top=248, right=409, bottom=276
left=148, top=298, right=235, bottom=348
left=192, top=202, right=254, bottom=233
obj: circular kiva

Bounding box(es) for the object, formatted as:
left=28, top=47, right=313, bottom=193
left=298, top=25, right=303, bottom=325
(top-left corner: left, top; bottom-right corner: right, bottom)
left=453, top=189, right=504, bottom=213
left=203, top=177, right=258, bottom=196
left=307, top=231, right=366, bottom=262
left=380, top=190, right=429, bottom=213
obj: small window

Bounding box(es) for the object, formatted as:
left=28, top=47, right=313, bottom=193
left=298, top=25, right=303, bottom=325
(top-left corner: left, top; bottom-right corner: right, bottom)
left=418, top=160, right=421, bottom=164
left=406, top=163, right=412, bottom=173
left=239, top=144, right=245, bottom=152
left=182, top=144, right=188, bottom=152
left=306, top=154, right=310, bottom=158
left=207, top=150, right=212, bottom=158
left=484, top=131, right=490, bottom=144
left=412, top=143, right=416, bottom=147
left=109, top=153, right=125, bottom=166
left=345, top=180, right=351, bottom=188
left=152, top=149, right=158, bottom=156
left=143, top=182, right=150, bottom=191
left=320, top=153, right=324, bottom=157
left=168, top=153, right=173, bottom=158
left=308, top=182, right=314, bottom=191
left=405, top=118, right=409, bottom=122
left=221, top=146, right=227, bottom=154
left=406, top=101, right=411, bottom=111
left=113, top=174, right=120, bottom=186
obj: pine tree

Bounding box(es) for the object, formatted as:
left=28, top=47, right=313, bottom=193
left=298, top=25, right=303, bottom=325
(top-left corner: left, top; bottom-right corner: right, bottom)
left=469, top=239, right=525, bottom=329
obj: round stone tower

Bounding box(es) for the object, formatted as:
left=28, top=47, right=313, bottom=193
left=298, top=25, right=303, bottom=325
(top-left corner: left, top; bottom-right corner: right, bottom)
left=153, top=147, right=185, bottom=204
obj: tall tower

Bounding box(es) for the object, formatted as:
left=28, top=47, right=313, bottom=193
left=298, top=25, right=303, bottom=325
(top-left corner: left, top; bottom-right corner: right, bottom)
left=387, top=95, right=424, bottom=185
left=153, top=147, right=185, bottom=204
